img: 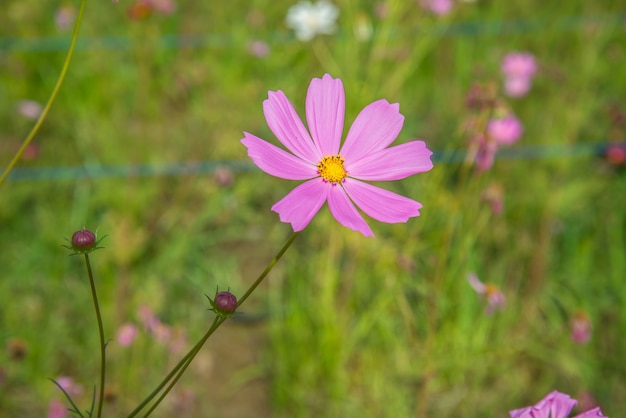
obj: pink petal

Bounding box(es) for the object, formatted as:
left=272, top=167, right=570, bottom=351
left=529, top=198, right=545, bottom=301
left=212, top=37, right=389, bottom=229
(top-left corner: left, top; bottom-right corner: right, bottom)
left=573, top=407, right=607, bottom=418
left=342, top=179, right=422, bottom=223
left=242, top=133, right=317, bottom=180
left=346, top=140, right=433, bottom=181
left=467, top=273, right=486, bottom=294
left=547, top=392, right=578, bottom=418
left=271, top=179, right=329, bottom=231
left=508, top=407, right=534, bottom=418
left=306, top=74, right=345, bottom=156
left=263, top=90, right=322, bottom=163
left=340, top=99, right=404, bottom=162
left=327, top=185, right=374, bottom=237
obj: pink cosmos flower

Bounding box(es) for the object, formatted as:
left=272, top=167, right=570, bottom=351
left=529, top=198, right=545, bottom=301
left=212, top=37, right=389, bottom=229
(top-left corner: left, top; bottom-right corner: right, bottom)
left=487, top=115, right=523, bottom=145
left=510, top=390, right=607, bottom=418
left=241, top=74, right=433, bottom=237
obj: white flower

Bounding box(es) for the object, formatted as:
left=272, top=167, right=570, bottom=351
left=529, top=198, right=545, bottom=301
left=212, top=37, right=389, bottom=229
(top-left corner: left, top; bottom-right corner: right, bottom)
left=285, top=0, right=339, bottom=41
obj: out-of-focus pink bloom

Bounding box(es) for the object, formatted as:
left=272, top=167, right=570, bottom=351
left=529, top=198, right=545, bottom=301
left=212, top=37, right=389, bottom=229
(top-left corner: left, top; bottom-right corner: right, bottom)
left=48, top=399, right=69, bottom=418
left=55, top=6, right=75, bottom=31
left=116, top=323, right=139, bottom=347
left=128, top=0, right=152, bottom=20
left=571, top=310, right=592, bottom=345
left=150, top=0, right=175, bottom=14
left=241, top=74, right=433, bottom=237
left=473, top=135, right=498, bottom=172
left=420, top=0, right=453, bottom=16
left=138, top=305, right=160, bottom=331
left=577, top=391, right=600, bottom=413
left=467, top=273, right=505, bottom=314
left=248, top=40, right=270, bottom=58
left=213, top=166, right=234, bottom=187
left=504, top=77, right=532, bottom=98
left=487, top=115, right=523, bottom=145
left=509, top=390, right=607, bottom=418
left=17, top=100, right=43, bottom=120
left=502, top=52, right=537, bottom=79
left=55, top=376, right=83, bottom=397
left=374, top=2, right=390, bottom=19
left=603, top=142, right=626, bottom=166
left=501, top=52, right=537, bottom=98
left=152, top=322, right=171, bottom=344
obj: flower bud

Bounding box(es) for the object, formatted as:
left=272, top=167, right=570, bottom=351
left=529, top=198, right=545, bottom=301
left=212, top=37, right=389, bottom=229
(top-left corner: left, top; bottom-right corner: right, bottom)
left=214, top=291, right=237, bottom=313
left=71, top=229, right=97, bottom=251
left=207, top=290, right=238, bottom=317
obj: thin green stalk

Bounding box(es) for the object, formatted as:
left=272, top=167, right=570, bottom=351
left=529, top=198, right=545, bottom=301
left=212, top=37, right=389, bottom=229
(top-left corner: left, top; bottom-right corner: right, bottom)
left=238, top=231, right=300, bottom=306
left=0, top=0, right=86, bottom=187
left=140, top=317, right=225, bottom=418
left=84, top=253, right=106, bottom=418
left=127, top=231, right=300, bottom=418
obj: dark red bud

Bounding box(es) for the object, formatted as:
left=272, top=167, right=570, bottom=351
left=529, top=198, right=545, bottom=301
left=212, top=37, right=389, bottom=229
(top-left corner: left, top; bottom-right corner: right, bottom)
left=214, top=291, right=238, bottom=314
left=71, top=229, right=97, bottom=251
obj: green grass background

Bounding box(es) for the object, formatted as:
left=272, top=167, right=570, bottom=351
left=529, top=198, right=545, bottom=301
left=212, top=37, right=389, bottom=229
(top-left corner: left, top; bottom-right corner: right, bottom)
left=1, top=0, right=625, bottom=416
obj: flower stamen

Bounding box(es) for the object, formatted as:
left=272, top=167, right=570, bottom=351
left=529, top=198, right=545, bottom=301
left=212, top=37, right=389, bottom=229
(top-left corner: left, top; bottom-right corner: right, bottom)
left=317, top=154, right=347, bottom=184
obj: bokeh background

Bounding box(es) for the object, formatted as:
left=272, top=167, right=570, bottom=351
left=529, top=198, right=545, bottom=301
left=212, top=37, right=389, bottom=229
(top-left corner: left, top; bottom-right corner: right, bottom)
left=1, top=0, right=625, bottom=417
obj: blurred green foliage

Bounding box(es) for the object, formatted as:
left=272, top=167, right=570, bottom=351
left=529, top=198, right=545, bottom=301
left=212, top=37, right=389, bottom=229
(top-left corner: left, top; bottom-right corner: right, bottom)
left=1, top=0, right=625, bottom=417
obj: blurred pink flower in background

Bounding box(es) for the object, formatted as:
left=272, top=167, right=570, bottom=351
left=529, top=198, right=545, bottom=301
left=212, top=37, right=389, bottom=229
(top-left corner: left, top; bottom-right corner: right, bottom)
left=501, top=52, right=537, bottom=98
left=17, top=100, right=43, bottom=120
left=55, top=375, right=83, bottom=397
left=467, top=273, right=506, bottom=314
left=241, top=74, right=433, bottom=237
left=248, top=40, right=271, bottom=58
left=503, top=77, right=532, bottom=98
left=150, top=0, right=175, bottom=15
left=509, top=390, right=606, bottom=418
left=48, top=399, right=69, bottom=418
left=420, top=0, right=453, bottom=16
left=603, top=142, right=626, bottom=167
left=116, top=323, right=139, bottom=347
left=571, top=310, right=592, bottom=345
left=138, top=305, right=160, bottom=331
left=55, top=5, right=75, bottom=31
left=487, top=114, right=524, bottom=145
left=472, top=134, right=498, bottom=172
left=152, top=322, right=172, bottom=344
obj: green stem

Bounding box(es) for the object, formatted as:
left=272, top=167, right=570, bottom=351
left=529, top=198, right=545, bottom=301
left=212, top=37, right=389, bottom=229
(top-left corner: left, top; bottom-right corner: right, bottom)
left=0, top=0, right=86, bottom=187
left=126, top=231, right=300, bottom=418
left=238, top=231, right=300, bottom=306
left=84, top=253, right=106, bottom=418
left=139, top=317, right=224, bottom=418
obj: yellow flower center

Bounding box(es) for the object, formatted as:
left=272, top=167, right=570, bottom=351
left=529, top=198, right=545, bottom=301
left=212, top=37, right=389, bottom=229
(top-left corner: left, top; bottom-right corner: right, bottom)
left=317, top=154, right=347, bottom=184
